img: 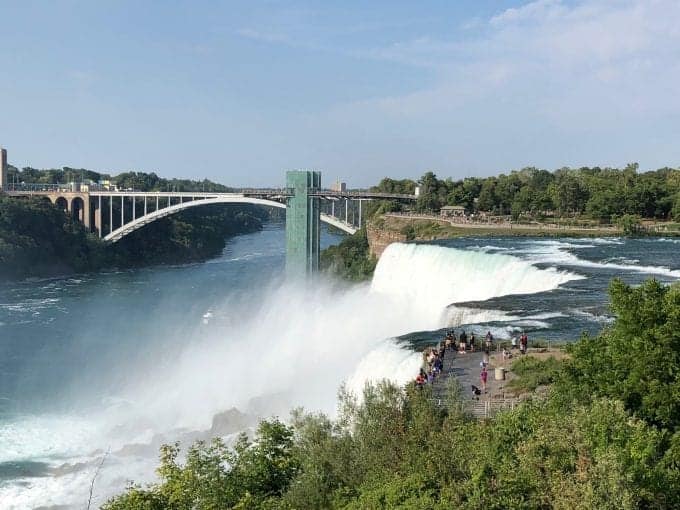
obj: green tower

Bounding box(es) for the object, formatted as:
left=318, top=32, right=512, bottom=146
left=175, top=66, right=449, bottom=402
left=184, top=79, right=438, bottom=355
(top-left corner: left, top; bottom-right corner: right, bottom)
left=286, top=170, right=321, bottom=277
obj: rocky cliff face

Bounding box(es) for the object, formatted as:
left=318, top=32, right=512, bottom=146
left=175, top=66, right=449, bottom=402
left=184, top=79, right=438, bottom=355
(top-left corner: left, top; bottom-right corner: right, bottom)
left=366, top=223, right=406, bottom=258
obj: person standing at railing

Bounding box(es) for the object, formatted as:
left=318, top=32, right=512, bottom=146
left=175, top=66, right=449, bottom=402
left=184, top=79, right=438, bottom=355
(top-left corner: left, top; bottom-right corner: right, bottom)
left=480, top=366, right=488, bottom=394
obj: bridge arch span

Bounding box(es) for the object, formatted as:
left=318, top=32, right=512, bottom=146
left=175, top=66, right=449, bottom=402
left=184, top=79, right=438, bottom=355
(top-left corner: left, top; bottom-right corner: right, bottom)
left=54, top=196, right=68, bottom=211
left=103, top=195, right=357, bottom=243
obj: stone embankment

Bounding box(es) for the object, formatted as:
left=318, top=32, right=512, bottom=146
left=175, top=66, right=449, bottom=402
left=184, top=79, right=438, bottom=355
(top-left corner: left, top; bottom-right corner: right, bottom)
left=366, top=223, right=406, bottom=258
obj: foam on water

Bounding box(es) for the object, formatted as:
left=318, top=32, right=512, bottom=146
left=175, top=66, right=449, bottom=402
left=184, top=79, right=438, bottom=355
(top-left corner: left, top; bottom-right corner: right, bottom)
left=372, top=243, right=582, bottom=327
left=445, top=306, right=520, bottom=326
left=3, top=277, right=430, bottom=507
left=519, top=240, right=680, bottom=278
left=0, top=241, right=614, bottom=508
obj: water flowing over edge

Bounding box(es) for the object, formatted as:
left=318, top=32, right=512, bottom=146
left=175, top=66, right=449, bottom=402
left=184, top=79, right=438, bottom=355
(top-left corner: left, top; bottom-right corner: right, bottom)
left=0, top=241, right=589, bottom=508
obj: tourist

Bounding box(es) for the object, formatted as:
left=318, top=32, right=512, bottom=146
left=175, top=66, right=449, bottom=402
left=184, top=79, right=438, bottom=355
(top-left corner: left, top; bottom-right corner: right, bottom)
left=458, top=337, right=466, bottom=354
left=485, top=331, right=493, bottom=351
left=459, top=331, right=467, bottom=353
left=520, top=332, right=528, bottom=354
left=502, top=348, right=512, bottom=361
left=427, top=370, right=435, bottom=384
left=480, top=366, right=488, bottom=393
left=511, top=336, right=518, bottom=350
left=469, top=333, right=476, bottom=352
left=427, top=348, right=436, bottom=366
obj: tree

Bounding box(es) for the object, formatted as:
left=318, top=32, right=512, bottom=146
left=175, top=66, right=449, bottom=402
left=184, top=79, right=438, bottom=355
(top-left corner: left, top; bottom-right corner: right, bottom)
left=476, top=179, right=497, bottom=212
left=562, top=279, right=680, bottom=431
left=616, top=214, right=643, bottom=235
left=415, top=171, right=442, bottom=212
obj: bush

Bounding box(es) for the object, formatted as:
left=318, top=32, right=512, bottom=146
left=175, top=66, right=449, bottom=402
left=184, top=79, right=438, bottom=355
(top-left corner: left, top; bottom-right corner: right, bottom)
left=507, top=356, right=564, bottom=392
left=320, top=228, right=377, bottom=281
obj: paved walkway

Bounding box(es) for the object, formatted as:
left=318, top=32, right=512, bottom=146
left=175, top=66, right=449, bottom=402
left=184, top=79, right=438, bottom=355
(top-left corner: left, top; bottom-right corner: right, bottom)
left=429, top=346, right=518, bottom=418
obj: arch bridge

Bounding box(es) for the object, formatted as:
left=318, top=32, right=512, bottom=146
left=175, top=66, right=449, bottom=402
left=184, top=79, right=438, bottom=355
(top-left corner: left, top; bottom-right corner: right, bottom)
left=3, top=170, right=415, bottom=276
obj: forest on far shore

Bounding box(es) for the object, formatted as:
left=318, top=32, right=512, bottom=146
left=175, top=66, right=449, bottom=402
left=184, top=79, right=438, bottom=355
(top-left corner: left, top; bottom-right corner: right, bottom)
left=0, top=197, right=265, bottom=280
left=369, top=164, right=680, bottom=223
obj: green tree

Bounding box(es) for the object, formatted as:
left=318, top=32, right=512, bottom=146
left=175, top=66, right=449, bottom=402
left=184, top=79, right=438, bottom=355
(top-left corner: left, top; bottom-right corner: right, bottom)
left=320, top=228, right=377, bottom=281
left=562, top=279, right=680, bottom=431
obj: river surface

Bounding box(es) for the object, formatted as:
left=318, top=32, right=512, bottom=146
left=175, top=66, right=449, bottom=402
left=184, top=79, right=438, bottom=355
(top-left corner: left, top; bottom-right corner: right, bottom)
left=1, top=224, right=679, bottom=508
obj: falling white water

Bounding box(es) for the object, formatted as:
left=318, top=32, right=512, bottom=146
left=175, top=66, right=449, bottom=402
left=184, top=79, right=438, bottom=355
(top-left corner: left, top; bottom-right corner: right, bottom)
left=371, top=243, right=582, bottom=328
left=0, top=241, right=585, bottom=509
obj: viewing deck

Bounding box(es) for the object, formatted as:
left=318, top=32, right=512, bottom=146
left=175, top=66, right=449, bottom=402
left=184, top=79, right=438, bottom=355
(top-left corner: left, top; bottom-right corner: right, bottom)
left=429, top=346, right=520, bottom=419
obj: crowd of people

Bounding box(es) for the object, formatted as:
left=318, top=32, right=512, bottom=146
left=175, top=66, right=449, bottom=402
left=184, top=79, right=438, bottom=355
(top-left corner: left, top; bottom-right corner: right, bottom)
left=414, top=329, right=531, bottom=395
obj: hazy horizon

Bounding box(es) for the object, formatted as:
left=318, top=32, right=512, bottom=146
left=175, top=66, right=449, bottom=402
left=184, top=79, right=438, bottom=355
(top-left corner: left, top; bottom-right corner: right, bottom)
left=2, top=0, right=679, bottom=187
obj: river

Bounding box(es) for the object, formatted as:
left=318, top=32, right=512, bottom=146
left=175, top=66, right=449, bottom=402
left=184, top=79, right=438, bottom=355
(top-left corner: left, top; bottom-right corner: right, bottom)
left=1, top=223, right=679, bottom=508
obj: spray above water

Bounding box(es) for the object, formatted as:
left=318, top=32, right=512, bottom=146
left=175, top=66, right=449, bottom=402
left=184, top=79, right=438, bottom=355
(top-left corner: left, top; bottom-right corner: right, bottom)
left=0, top=241, right=586, bottom=508
left=371, top=243, right=582, bottom=328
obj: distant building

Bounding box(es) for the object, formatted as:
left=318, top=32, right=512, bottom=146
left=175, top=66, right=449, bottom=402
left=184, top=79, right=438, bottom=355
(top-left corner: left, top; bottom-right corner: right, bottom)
left=0, top=147, right=7, bottom=190
left=440, top=205, right=467, bottom=218
left=414, top=185, right=421, bottom=197
left=330, top=179, right=347, bottom=192
left=98, top=179, right=118, bottom=191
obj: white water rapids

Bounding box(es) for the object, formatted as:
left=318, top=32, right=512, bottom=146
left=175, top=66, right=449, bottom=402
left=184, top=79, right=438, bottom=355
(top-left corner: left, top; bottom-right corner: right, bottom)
left=1, top=242, right=581, bottom=508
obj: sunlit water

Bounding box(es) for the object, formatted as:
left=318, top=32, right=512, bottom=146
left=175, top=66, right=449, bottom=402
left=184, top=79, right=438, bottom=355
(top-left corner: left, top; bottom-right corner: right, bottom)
left=1, top=224, right=678, bottom=509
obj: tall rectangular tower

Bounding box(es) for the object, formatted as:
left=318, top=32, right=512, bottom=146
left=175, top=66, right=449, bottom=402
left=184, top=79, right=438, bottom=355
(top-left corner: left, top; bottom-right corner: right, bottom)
left=285, top=170, right=321, bottom=277
left=0, top=148, right=7, bottom=190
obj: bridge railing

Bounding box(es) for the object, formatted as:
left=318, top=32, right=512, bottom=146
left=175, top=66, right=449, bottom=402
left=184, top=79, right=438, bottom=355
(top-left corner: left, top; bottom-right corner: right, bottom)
left=310, top=190, right=416, bottom=200
left=3, top=183, right=415, bottom=200
left=4, top=183, right=64, bottom=192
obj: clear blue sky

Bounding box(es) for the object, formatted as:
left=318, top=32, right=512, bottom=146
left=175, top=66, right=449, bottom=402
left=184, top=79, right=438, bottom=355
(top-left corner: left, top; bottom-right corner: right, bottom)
left=1, top=0, right=678, bottom=187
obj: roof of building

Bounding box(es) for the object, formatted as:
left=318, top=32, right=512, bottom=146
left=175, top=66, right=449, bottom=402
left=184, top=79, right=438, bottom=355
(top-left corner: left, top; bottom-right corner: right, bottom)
left=441, top=205, right=466, bottom=210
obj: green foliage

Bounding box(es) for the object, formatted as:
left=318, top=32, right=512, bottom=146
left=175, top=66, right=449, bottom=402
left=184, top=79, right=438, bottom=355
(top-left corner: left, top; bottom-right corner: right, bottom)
left=320, top=228, right=377, bottom=281
left=0, top=196, right=107, bottom=279
left=103, top=420, right=298, bottom=510
left=105, top=277, right=680, bottom=509
left=7, top=166, right=231, bottom=193
left=370, top=178, right=417, bottom=195
left=507, top=356, right=564, bottom=392
left=108, top=205, right=263, bottom=268
left=0, top=197, right=263, bottom=280
left=561, top=278, right=680, bottom=431
left=405, top=164, right=680, bottom=223
left=616, top=214, right=643, bottom=235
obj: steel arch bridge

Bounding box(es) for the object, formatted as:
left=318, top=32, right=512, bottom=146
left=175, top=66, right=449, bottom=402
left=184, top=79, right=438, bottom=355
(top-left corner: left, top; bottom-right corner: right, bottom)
left=95, top=192, right=358, bottom=242
left=3, top=170, right=416, bottom=276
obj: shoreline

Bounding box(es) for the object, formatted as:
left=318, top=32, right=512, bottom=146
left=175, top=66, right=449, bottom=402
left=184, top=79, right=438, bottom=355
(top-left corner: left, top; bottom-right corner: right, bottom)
left=374, top=213, right=680, bottom=241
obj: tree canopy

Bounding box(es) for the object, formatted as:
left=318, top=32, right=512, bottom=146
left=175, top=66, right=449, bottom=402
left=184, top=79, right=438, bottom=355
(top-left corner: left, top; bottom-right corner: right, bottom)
left=385, top=164, right=680, bottom=222
left=104, top=278, right=680, bottom=509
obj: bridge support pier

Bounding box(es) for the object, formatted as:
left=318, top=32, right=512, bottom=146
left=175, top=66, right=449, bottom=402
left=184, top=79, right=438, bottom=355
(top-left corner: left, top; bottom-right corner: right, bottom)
left=285, top=170, right=321, bottom=277
left=95, top=196, right=102, bottom=237
left=82, top=196, right=91, bottom=230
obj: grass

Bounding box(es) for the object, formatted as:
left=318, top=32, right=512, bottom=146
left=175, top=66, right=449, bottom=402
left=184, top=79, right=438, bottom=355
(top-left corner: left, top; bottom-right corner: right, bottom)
left=506, top=356, right=565, bottom=393
left=383, top=216, right=625, bottom=240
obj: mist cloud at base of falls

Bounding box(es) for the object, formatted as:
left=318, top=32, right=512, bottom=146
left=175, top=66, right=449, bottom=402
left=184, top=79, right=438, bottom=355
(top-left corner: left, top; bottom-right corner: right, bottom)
left=0, top=241, right=584, bottom=508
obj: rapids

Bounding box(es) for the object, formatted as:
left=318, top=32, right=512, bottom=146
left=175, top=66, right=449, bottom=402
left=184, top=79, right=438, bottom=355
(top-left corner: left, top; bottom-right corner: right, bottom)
left=1, top=225, right=678, bottom=508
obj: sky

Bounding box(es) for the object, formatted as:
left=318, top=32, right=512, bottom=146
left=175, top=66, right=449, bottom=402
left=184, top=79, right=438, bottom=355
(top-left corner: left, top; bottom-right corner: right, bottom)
left=1, top=0, right=679, bottom=187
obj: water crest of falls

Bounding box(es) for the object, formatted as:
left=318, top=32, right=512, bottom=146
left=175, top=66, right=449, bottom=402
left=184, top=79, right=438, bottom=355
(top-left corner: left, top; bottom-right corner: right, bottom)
left=2, top=229, right=680, bottom=509
left=371, top=242, right=582, bottom=328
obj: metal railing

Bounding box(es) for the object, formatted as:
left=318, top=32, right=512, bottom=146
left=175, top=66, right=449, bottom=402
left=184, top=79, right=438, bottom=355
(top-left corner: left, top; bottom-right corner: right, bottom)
left=429, top=397, right=520, bottom=419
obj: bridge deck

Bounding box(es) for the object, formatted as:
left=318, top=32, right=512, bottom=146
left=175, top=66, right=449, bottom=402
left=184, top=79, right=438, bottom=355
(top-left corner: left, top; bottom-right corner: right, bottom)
left=6, top=186, right=416, bottom=201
